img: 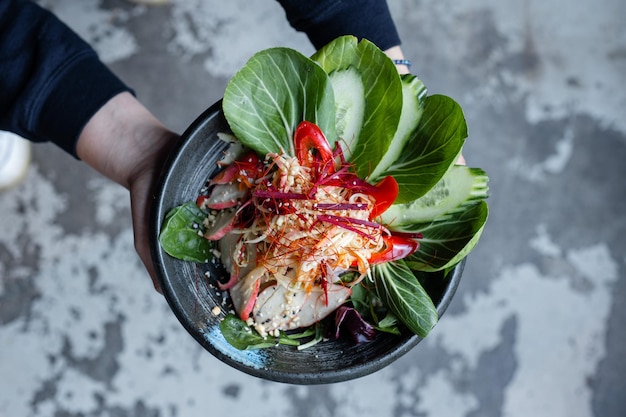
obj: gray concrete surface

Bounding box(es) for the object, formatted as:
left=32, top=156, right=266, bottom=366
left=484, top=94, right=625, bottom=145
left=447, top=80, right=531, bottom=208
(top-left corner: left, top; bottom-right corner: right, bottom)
left=1, top=0, right=625, bottom=416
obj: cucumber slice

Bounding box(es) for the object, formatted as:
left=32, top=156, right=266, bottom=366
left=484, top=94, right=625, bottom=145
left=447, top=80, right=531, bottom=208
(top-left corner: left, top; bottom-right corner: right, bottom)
left=329, top=68, right=365, bottom=161
left=380, top=165, right=489, bottom=227
left=369, top=74, right=427, bottom=180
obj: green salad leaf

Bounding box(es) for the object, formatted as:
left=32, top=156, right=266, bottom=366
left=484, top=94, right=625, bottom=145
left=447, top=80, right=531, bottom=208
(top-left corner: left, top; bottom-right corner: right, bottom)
left=378, top=94, right=468, bottom=203
left=350, top=282, right=401, bottom=335
left=159, top=202, right=213, bottom=263
left=372, top=260, right=438, bottom=338
left=223, top=47, right=337, bottom=156
left=369, top=74, right=428, bottom=180
left=312, top=36, right=404, bottom=177
left=403, top=201, right=489, bottom=272
left=220, top=314, right=301, bottom=350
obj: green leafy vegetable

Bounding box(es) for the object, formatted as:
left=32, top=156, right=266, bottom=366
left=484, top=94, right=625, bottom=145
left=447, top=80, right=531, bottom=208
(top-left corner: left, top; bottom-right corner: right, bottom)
left=223, top=47, right=337, bottom=156
left=159, top=202, right=213, bottom=263
left=402, top=200, right=489, bottom=272
left=350, top=282, right=401, bottom=335
left=296, top=324, right=324, bottom=350
left=220, top=314, right=301, bottom=350
left=378, top=94, right=468, bottom=203
left=372, top=260, right=438, bottom=338
left=312, top=36, right=404, bottom=177
left=369, top=74, right=427, bottom=180
left=375, top=313, right=401, bottom=336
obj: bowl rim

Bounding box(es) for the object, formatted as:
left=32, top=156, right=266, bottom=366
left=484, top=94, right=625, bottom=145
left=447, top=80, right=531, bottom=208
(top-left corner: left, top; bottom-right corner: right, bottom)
left=150, top=100, right=465, bottom=384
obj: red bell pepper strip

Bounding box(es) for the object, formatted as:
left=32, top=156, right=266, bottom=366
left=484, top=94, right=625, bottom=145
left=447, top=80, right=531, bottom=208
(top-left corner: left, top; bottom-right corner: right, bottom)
left=368, top=234, right=420, bottom=264
left=322, top=173, right=399, bottom=219
left=368, top=176, right=399, bottom=219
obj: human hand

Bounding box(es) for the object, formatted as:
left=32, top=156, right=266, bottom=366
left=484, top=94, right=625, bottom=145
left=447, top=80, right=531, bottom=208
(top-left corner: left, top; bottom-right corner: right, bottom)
left=77, top=92, right=178, bottom=292
left=126, top=146, right=175, bottom=293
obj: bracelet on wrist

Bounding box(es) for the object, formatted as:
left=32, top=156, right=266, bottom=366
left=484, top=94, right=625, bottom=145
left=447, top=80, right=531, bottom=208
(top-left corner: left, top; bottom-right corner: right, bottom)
left=392, top=59, right=412, bottom=69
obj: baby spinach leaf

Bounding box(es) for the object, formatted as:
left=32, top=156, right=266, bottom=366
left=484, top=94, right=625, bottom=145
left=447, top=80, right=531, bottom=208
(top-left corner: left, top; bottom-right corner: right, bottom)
left=348, top=282, right=371, bottom=317
left=372, top=260, right=438, bottom=338
left=159, top=202, right=213, bottom=263
left=223, top=47, right=336, bottom=157
left=220, top=314, right=300, bottom=350
left=220, top=315, right=277, bottom=350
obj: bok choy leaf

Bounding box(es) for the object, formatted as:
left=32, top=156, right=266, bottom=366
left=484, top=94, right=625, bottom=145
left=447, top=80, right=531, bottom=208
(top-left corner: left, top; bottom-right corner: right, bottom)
left=223, top=47, right=337, bottom=156
left=379, top=94, right=468, bottom=203
left=372, top=260, right=438, bottom=338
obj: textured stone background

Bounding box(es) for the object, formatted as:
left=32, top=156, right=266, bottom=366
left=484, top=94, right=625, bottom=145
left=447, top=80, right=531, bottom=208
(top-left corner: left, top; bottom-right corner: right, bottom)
left=1, top=0, right=625, bottom=416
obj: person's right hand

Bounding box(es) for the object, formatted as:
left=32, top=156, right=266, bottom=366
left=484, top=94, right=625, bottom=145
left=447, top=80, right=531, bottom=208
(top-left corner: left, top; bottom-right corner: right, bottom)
left=76, top=92, right=179, bottom=292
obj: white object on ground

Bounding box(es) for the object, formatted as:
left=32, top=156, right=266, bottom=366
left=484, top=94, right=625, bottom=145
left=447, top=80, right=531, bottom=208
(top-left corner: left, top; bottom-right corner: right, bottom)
left=0, top=131, right=31, bottom=190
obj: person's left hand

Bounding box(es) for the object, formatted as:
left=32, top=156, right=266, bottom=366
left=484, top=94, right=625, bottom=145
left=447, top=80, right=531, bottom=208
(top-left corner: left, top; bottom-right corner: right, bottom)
left=77, top=92, right=178, bottom=292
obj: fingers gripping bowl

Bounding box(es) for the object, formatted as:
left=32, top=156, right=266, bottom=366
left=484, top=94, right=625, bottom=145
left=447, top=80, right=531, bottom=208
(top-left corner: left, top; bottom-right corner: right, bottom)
left=150, top=36, right=488, bottom=384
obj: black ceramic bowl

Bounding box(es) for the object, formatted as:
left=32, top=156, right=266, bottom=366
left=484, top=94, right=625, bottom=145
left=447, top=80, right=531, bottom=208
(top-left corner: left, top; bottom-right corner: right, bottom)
left=150, top=100, right=464, bottom=384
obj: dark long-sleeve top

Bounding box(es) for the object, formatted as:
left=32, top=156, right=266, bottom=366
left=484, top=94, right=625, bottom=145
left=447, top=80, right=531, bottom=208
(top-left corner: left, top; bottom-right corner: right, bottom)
left=276, top=0, right=401, bottom=50
left=0, top=0, right=401, bottom=156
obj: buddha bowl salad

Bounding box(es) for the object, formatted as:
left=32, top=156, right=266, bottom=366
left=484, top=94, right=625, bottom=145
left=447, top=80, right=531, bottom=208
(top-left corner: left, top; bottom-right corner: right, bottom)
left=159, top=36, right=489, bottom=350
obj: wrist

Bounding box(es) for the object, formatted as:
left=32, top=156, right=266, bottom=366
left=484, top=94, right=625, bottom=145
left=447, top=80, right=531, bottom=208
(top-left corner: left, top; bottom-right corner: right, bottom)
left=385, top=46, right=411, bottom=74
left=76, top=92, right=177, bottom=189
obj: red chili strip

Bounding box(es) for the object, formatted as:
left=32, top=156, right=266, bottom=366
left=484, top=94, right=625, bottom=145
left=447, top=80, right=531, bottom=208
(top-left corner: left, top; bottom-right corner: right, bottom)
left=316, top=215, right=377, bottom=240
left=319, top=214, right=387, bottom=231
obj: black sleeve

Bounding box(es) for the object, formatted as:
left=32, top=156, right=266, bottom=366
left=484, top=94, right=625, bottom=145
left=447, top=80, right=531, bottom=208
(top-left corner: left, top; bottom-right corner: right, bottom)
left=275, top=0, right=401, bottom=50
left=0, top=0, right=132, bottom=156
